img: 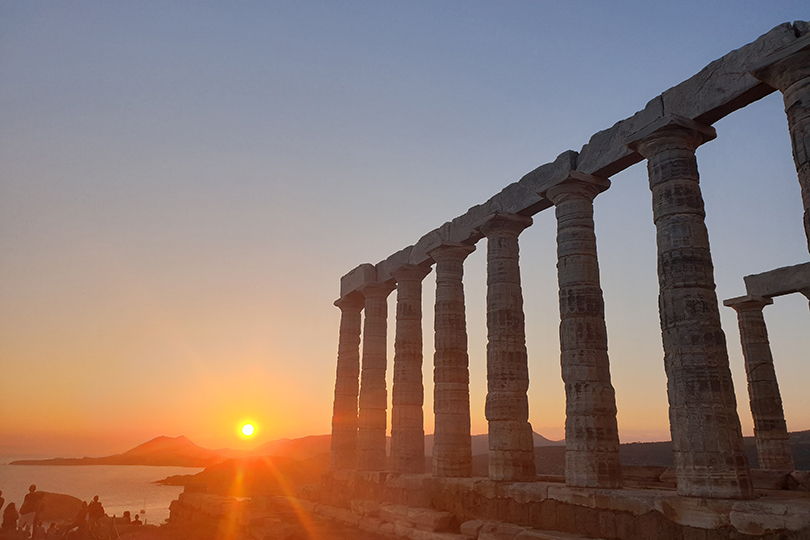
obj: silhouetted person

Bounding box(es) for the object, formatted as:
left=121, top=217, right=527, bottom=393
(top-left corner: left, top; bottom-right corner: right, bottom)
left=45, top=522, right=58, bottom=539
left=19, top=484, right=44, bottom=532
left=2, top=502, right=19, bottom=530
left=120, top=511, right=131, bottom=524
left=87, top=495, right=104, bottom=527
left=32, top=521, right=46, bottom=540
left=132, top=514, right=142, bottom=525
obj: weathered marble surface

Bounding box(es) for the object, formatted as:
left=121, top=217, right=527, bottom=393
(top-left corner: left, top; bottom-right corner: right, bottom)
left=724, top=295, right=794, bottom=472
left=356, top=281, right=396, bottom=471
left=390, top=264, right=432, bottom=474
left=330, top=292, right=365, bottom=470
left=430, top=243, right=476, bottom=478
left=627, top=116, right=753, bottom=500
left=478, top=213, right=536, bottom=482
left=542, top=173, right=622, bottom=489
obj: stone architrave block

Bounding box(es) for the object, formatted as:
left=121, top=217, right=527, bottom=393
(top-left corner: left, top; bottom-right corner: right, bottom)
left=575, top=96, right=664, bottom=177
left=377, top=246, right=413, bottom=283
left=516, top=150, right=578, bottom=210
left=410, top=227, right=446, bottom=266
left=662, top=23, right=797, bottom=124
left=489, top=150, right=578, bottom=218
left=744, top=261, right=810, bottom=298
left=340, top=263, right=376, bottom=299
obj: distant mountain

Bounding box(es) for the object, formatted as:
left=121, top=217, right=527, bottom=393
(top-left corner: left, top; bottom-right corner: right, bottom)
left=11, top=435, right=228, bottom=467
left=424, top=431, right=563, bottom=457
left=246, top=435, right=331, bottom=459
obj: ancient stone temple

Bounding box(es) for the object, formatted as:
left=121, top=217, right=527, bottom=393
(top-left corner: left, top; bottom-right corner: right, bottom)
left=319, top=21, right=810, bottom=540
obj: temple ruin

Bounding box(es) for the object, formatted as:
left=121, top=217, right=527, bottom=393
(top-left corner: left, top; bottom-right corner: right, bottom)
left=320, top=21, right=810, bottom=539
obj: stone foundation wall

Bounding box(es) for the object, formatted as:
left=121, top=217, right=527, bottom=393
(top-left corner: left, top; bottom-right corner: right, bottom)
left=316, top=470, right=810, bottom=539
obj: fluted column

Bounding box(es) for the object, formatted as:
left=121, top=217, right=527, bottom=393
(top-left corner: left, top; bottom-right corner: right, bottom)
left=429, top=243, right=476, bottom=478
left=390, top=264, right=432, bottom=474
left=752, top=39, right=810, bottom=252
left=330, top=292, right=365, bottom=470
left=357, top=281, right=396, bottom=471
left=477, top=212, right=536, bottom=482
left=627, top=115, right=753, bottom=499
left=724, top=295, right=794, bottom=471
left=543, top=173, right=622, bottom=488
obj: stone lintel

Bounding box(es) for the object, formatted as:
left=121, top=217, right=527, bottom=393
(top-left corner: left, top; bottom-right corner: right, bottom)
left=357, top=280, right=396, bottom=298
left=390, top=263, right=432, bottom=283
left=426, top=242, right=476, bottom=260
left=625, top=114, right=717, bottom=152
left=334, top=291, right=365, bottom=311
left=750, top=32, right=810, bottom=86
left=744, top=261, right=810, bottom=298
left=723, top=294, right=774, bottom=311
left=340, top=264, right=377, bottom=299
left=338, top=22, right=806, bottom=298
left=537, top=170, right=611, bottom=201
left=473, top=211, right=533, bottom=237
left=376, top=246, right=414, bottom=284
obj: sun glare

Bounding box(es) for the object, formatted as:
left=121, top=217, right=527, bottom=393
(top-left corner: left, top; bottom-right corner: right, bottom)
left=241, top=423, right=255, bottom=437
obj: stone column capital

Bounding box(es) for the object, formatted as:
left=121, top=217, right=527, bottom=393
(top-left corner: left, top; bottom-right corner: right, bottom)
left=626, top=114, right=716, bottom=158
left=427, top=242, right=476, bottom=263
left=334, top=292, right=365, bottom=312
left=358, top=281, right=396, bottom=299
left=723, top=294, right=773, bottom=313
left=391, top=264, right=432, bottom=284
left=750, top=35, right=810, bottom=94
left=475, top=212, right=532, bottom=239
left=540, top=171, right=611, bottom=206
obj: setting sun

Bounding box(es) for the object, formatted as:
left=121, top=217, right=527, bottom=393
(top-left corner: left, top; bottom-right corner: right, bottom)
left=241, top=423, right=255, bottom=437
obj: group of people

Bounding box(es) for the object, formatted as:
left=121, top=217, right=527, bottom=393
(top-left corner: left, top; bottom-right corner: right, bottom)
left=0, top=485, right=142, bottom=539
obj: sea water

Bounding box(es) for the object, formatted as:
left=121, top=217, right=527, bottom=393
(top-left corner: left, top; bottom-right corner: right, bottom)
left=0, top=464, right=202, bottom=524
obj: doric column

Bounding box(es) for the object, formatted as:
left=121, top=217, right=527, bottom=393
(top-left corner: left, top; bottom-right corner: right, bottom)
left=542, top=172, right=622, bottom=488
left=477, top=212, right=536, bottom=482
left=627, top=115, right=754, bottom=499
left=428, top=243, right=476, bottom=478
left=724, top=295, right=794, bottom=472
left=390, top=264, right=432, bottom=474
left=752, top=38, right=810, bottom=252
left=330, top=292, right=365, bottom=470
left=356, top=281, right=396, bottom=471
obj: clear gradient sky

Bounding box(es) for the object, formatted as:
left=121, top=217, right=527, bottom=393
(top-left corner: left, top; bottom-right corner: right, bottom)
left=1, top=2, right=808, bottom=460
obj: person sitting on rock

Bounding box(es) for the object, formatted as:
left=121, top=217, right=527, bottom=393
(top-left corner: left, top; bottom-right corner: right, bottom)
left=2, top=502, right=19, bottom=530
left=32, top=520, right=46, bottom=540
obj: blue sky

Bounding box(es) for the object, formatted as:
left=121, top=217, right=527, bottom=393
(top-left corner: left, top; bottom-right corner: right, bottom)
left=1, top=1, right=808, bottom=457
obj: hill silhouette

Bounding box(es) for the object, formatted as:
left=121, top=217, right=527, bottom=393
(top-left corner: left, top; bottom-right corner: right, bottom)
left=10, top=435, right=228, bottom=467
